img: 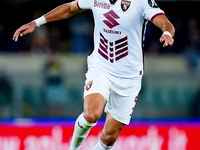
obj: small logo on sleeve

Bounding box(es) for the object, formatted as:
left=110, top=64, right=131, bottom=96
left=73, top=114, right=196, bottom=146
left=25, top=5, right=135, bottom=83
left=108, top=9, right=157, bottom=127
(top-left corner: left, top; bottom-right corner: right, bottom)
left=148, top=0, right=158, bottom=8
left=85, top=80, right=93, bottom=91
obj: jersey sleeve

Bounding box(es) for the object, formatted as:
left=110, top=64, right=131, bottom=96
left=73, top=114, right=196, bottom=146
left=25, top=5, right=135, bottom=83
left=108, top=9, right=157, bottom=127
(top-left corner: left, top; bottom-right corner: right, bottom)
left=77, top=0, right=92, bottom=10
left=137, top=0, right=164, bottom=21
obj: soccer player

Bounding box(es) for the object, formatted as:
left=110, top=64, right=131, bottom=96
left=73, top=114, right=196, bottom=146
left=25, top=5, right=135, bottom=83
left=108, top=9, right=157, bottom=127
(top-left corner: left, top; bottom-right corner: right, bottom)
left=13, top=0, right=175, bottom=149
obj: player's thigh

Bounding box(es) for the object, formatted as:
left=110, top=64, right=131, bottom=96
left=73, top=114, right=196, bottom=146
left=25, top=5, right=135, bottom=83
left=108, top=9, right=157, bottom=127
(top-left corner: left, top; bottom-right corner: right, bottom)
left=83, top=69, right=110, bottom=123
left=101, top=112, right=125, bottom=146
left=83, top=93, right=105, bottom=123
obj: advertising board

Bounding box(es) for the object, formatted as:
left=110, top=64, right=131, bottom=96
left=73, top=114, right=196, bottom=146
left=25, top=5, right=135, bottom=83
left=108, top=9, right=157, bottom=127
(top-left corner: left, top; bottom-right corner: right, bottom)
left=0, top=119, right=199, bottom=150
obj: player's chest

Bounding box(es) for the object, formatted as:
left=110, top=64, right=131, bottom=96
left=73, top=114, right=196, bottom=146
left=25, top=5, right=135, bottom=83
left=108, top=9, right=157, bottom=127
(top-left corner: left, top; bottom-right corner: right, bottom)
left=92, top=0, right=139, bottom=27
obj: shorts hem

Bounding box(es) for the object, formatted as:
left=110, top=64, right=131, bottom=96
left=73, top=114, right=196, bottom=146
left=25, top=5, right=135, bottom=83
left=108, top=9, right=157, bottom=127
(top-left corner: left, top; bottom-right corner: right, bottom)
left=84, top=92, right=106, bottom=101
left=107, top=110, right=130, bottom=125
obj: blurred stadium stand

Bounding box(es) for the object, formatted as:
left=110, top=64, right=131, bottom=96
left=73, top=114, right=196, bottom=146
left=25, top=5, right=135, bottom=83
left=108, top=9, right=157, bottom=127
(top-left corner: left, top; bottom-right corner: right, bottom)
left=0, top=0, right=199, bottom=119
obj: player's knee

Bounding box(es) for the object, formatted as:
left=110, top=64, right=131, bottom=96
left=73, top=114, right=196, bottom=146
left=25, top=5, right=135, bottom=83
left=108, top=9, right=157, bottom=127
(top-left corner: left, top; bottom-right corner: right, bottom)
left=83, top=111, right=101, bottom=123
left=101, top=134, right=117, bottom=146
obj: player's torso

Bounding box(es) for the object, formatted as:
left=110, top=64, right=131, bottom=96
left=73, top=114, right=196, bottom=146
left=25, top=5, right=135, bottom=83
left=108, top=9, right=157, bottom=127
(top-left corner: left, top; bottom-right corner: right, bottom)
left=88, top=0, right=144, bottom=78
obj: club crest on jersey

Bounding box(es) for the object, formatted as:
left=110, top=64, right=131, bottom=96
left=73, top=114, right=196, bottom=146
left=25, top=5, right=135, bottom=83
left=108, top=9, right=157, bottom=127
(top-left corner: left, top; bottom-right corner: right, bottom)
left=121, top=0, right=131, bottom=12
left=148, top=0, right=158, bottom=8
left=85, top=80, right=93, bottom=91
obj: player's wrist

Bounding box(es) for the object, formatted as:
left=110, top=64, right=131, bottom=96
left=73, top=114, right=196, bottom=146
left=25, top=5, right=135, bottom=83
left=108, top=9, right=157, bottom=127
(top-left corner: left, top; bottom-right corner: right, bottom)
left=162, top=31, right=172, bottom=37
left=34, top=15, right=47, bottom=27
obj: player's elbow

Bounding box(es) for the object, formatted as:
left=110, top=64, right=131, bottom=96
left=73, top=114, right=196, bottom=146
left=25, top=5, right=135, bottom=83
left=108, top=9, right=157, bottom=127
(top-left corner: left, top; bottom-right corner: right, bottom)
left=63, top=2, right=82, bottom=18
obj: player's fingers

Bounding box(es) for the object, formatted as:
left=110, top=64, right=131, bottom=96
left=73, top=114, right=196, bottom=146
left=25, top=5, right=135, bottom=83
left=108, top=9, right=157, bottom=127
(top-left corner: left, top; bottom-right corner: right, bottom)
left=20, top=29, right=29, bottom=37
left=19, top=25, right=29, bottom=36
left=13, top=26, right=27, bottom=41
left=159, top=36, right=165, bottom=43
left=13, top=30, right=21, bottom=42
left=13, top=29, right=19, bottom=40
left=14, top=34, right=19, bottom=42
left=168, top=38, right=174, bottom=46
left=159, top=36, right=167, bottom=47
left=163, top=42, right=168, bottom=47
left=163, top=37, right=174, bottom=47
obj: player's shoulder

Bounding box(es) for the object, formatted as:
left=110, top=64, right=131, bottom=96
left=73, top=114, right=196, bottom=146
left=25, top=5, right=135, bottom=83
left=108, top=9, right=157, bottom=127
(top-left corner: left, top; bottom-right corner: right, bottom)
left=78, top=0, right=93, bottom=9
left=137, top=0, right=159, bottom=8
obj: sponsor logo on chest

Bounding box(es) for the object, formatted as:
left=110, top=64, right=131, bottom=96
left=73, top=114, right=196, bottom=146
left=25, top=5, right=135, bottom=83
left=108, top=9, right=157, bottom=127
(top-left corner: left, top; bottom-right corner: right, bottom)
left=102, top=10, right=121, bottom=35
left=94, top=0, right=110, bottom=9
left=94, top=0, right=131, bottom=12
left=94, top=0, right=132, bottom=35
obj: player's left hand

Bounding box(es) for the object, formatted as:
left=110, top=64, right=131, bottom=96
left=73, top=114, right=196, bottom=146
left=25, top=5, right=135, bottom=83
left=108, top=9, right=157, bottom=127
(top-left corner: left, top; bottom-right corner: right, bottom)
left=159, top=34, right=174, bottom=47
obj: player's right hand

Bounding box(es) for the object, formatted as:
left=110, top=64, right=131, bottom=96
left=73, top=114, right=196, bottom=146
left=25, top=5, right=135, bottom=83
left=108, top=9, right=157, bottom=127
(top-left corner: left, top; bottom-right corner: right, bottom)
left=13, top=21, right=36, bottom=42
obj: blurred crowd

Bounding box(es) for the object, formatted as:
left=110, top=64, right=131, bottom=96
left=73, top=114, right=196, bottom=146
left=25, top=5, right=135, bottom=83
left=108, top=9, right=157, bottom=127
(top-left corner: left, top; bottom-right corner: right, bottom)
left=0, top=1, right=199, bottom=69
left=0, top=12, right=94, bottom=55
left=0, top=1, right=199, bottom=54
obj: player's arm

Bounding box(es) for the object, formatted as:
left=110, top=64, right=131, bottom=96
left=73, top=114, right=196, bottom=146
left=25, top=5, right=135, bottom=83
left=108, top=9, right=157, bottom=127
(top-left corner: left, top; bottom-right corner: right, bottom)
left=13, top=0, right=84, bottom=42
left=152, top=14, right=175, bottom=47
